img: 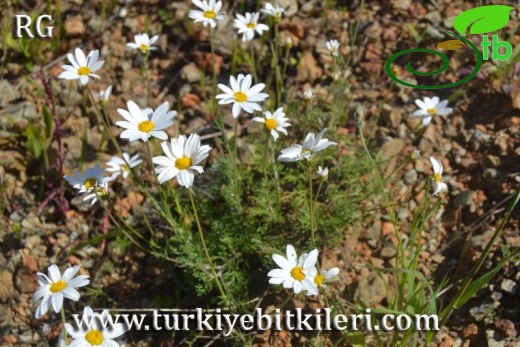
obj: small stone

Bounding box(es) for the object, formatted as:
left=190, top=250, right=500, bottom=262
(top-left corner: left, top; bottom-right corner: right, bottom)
left=296, top=51, right=323, bottom=83
left=403, top=169, right=418, bottom=185
left=180, top=63, right=202, bottom=83
left=1, top=101, right=38, bottom=127
left=491, top=291, right=502, bottom=301
left=486, top=330, right=506, bottom=347
left=454, top=190, right=475, bottom=209
left=0, top=270, right=14, bottom=302
left=181, top=93, right=200, bottom=108
left=469, top=303, right=495, bottom=321
left=0, top=80, right=20, bottom=107
left=483, top=155, right=501, bottom=168
left=500, top=278, right=517, bottom=295
left=462, top=323, right=478, bottom=342
left=494, top=319, right=517, bottom=338
left=279, top=19, right=305, bottom=39
left=381, top=221, right=395, bottom=237
left=354, top=274, right=387, bottom=306
left=64, top=15, right=86, bottom=36
left=15, top=267, right=38, bottom=294
left=380, top=244, right=397, bottom=259
left=278, top=0, right=298, bottom=17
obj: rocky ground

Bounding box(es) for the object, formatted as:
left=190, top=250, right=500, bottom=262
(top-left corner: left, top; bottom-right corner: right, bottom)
left=1, top=0, right=520, bottom=346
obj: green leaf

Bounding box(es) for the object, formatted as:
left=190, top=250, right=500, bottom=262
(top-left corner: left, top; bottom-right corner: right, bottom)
left=454, top=257, right=508, bottom=308
left=25, top=125, right=42, bottom=159
left=454, top=5, right=514, bottom=35
left=42, top=106, right=53, bottom=139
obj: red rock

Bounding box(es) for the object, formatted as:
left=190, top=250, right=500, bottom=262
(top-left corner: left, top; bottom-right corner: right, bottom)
left=181, top=93, right=201, bottom=108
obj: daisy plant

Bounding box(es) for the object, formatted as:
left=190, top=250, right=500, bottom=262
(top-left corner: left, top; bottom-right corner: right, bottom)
left=126, top=33, right=159, bottom=104
left=268, top=244, right=319, bottom=296
left=152, top=134, right=227, bottom=301
left=252, top=107, right=291, bottom=177
left=326, top=39, right=340, bottom=57
left=188, top=0, right=225, bottom=102
left=233, top=12, right=269, bottom=81
left=278, top=128, right=337, bottom=245
left=216, top=74, right=269, bottom=190
left=413, top=96, right=453, bottom=126
left=261, top=3, right=285, bottom=107
left=58, top=48, right=104, bottom=86
left=106, top=153, right=143, bottom=180
left=64, top=164, right=114, bottom=206
left=32, top=264, right=89, bottom=344
left=97, top=85, right=112, bottom=106
left=116, top=101, right=176, bottom=143
left=65, top=306, right=127, bottom=347
left=430, top=156, right=448, bottom=196
left=126, top=33, right=159, bottom=54
left=261, top=3, right=285, bottom=21
left=188, top=0, right=225, bottom=28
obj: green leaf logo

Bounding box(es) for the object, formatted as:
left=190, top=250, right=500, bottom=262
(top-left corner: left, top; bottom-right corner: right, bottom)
left=453, top=5, right=514, bottom=35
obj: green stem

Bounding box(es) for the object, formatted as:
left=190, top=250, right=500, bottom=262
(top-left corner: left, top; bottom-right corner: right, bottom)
left=250, top=43, right=258, bottom=82
left=308, top=165, right=316, bottom=246
left=439, top=186, right=520, bottom=327
left=263, top=133, right=271, bottom=179
left=210, top=27, right=217, bottom=101
left=143, top=53, right=152, bottom=106
left=188, top=188, right=227, bottom=300
left=60, top=305, right=67, bottom=344
left=233, top=118, right=239, bottom=194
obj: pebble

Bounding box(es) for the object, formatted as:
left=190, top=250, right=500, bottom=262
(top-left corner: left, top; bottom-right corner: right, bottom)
left=469, top=302, right=495, bottom=321
left=486, top=330, right=506, bottom=347
left=500, top=279, right=517, bottom=295
left=354, top=275, right=387, bottom=306
left=180, top=63, right=202, bottom=83
left=1, top=101, right=38, bottom=127
left=0, top=269, right=14, bottom=302
left=403, top=169, right=417, bottom=185
left=0, top=80, right=20, bottom=107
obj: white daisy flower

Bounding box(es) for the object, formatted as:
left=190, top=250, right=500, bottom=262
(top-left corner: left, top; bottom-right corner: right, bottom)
left=413, top=96, right=453, bottom=126
left=303, top=88, right=315, bottom=103
left=430, top=157, right=448, bottom=196
left=106, top=153, right=143, bottom=179
left=58, top=48, right=104, bottom=86
left=326, top=39, right=341, bottom=57
left=234, top=12, right=269, bottom=42
left=83, top=179, right=113, bottom=205
left=188, top=0, right=225, bottom=28
left=278, top=128, right=337, bottom=162
left=267, top=244, right=319, bottom=295
left=116, top=101, right=176, bottom=142
left=216, top=74, right=269, bottom=118
left=65, top=306, right=126, bottom=347
left=64, top=164, right=106, bottom=193
left=261, top=3, right=285, bottom=20
left=308, top=267, right=340, bottom=291
left=317, top=166, right=329, bottom=180
left=126, top=33, right=159, bottom=54
left=251, top=107, right=291, bottom=141
left=97, top=86, right=112, bottom=105
left=152, top=133, right=212, bottom=188
left=32, top=265, right=90, bottom=319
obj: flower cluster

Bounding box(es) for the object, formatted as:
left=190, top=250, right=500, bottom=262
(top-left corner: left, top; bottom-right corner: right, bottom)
left=268, top=244, right=340, bottom=296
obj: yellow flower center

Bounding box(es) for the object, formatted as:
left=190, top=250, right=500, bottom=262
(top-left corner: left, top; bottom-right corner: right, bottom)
left=121, top=164, right=129, bottom=173
left=247, top=22, right=256, bottom=29
left=433, top=173, right=442, bottom=183
left=84, top=178, right=97, bottom=191
left=49, top=280, right=67, bottom=293
left=315, top=274, right=325, bottom=287
left=204, top=10, right=217, bottom=19
left=426, top=108, right=437, bottom=115
left=290, top=266, right=305, bottom=281
left=175, top=157, right=192, bottom=170
left=137, top=120, right=154, bottom=133
left=234, top=91, right=248, bottom=103
left=140, top=44, right=149, bottom=52
left=301, top=149, right=313, bottom=166
left=265, top=119, right=278, bottom=131
left=85, top=330, right=104, bottom=345
left=77, top=66, right=91, bottom=76
left=96, top=187, right=109, bottom=199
